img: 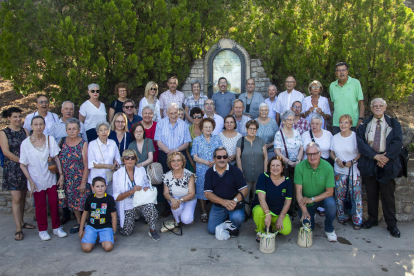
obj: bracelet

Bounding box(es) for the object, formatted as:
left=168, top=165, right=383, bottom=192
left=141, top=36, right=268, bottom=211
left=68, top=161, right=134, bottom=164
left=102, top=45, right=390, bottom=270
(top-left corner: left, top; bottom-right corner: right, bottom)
left=264, top=210, right=270, bottom=213
left=265, top=213, right=271, bottom=216
left=334, top=157, right=337, bottom=162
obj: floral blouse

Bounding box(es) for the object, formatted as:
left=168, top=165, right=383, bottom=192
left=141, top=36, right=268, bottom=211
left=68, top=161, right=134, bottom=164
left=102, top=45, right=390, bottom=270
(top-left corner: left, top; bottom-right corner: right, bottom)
left=162, top=169, right=197, bottom=201
left=273, top=129, right=303, bottom=161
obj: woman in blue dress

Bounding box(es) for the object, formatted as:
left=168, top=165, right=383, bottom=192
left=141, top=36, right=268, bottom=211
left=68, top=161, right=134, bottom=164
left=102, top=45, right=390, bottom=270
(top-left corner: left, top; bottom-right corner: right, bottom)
left=191, top=117, right=223, bottom=223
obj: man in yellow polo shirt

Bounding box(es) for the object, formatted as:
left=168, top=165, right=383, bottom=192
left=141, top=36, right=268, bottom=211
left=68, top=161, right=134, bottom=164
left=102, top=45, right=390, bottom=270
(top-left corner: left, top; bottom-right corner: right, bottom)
left=295, top=142, right=337, bottom=242
left=329, top=62, right=365, bottom=135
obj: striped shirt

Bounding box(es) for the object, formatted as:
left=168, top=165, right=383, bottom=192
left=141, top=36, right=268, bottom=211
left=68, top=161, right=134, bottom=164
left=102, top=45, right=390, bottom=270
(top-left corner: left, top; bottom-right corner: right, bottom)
left=154, top=117, right=192, bottom=149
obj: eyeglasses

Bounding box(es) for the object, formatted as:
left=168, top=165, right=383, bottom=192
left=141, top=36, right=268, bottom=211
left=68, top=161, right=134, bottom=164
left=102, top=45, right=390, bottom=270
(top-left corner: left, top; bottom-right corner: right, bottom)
left=285, top=81, right=295, bottom=84
left=203, top=126, right=213, bottom=130
left=310, top=86, right=320, bottom=90
left=335, top=69, right=348, bottom=72
left=248, top=128, right=257, bottom=131
left=90, top=90, right=100, bottom=93
left=284, top=119, right=294, bottom=122
left=150, top=88, right=157, bottom=91
left=219, top=82, right=227, bottom=85
left=124, top=105, right=134, bottom=109
left=204, top=103, right=214, bottom=106
left=373, top=105, right=384, bottom=109
left=171, top=159, right=182, bottom=163
left=115, top=120, right=125, bottom=124
left=38, top=100, right=49, bottom=104
left=193, top=115, right=203, bottom=119
left=306, top=152, right=320, bottom=157
left=292, top=106, right=302, bottom=110
left=215, top=155, right=228, bottom=160
left=124, top=156, right=136, bottom=160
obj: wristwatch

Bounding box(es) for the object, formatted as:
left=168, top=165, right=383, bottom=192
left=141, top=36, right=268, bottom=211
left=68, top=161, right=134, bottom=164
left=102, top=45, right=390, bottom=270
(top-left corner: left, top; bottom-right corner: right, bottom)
left=358, top=117, right=364, bottom=121
left=179, top=198, right=184, bottom=203
left=233, top=198, right=238, bottom=202
left=311, top=197, right=315, bottom=203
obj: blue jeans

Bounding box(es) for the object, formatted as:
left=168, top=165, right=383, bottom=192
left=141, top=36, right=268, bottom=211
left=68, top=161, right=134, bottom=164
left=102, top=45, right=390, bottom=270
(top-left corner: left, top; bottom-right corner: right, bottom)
left=299, top=196, right=336, bottom=233
left=207, top=204, right=245, bottom=235
left=82, top=225, right=114, bottom=244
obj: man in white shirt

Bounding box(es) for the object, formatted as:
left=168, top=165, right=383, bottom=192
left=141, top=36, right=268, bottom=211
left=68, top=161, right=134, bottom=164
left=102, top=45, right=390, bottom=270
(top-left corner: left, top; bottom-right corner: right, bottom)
left=233, top=100, right=250, bottom=137
left=23, top=94, right=59, bottom=135
left=203, top=99, right=224, bottom=135
left=274, top=76, right=304, bottom=125
left=159, top=77, right=185, bottom=118
left=265, top=85, right=278, bottom=120
left=50, top=101, right=88, bottom=144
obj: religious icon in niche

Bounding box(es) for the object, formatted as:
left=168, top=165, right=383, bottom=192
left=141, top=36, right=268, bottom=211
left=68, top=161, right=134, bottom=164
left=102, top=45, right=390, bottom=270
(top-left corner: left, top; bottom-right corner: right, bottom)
left=213, top=50, right=242, bottom=95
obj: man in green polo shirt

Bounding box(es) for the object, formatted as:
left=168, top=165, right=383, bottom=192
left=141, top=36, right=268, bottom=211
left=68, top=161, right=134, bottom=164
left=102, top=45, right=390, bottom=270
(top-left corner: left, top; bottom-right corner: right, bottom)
left=329, top=62, right=365, bottom=135
left=295, top=142, right=337, bottom=242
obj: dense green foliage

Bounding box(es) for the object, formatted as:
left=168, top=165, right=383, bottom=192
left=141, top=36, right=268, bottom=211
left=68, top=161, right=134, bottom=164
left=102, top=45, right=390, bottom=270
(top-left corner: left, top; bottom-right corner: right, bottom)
left=0, top=0, right=413, bottom=104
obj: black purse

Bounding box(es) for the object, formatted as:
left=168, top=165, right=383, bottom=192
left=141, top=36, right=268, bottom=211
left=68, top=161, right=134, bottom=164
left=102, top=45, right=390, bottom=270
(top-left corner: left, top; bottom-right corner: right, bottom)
left=233, top=191, right=246, bottom=210
left=280, top=130, right=295, bottom=174
left=344, top=166, right=356, bottom=216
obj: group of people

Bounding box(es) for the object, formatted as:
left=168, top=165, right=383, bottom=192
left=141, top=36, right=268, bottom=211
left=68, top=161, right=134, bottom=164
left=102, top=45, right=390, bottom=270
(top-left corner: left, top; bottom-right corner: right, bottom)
left=0, top=61, right=403, bottom=253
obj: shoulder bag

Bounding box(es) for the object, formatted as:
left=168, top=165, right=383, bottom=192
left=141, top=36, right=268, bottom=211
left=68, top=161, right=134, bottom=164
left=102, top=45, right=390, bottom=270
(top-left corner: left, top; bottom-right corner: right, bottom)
left=145, top=139, right=163, bottom=184
left=132, top=173, right=158, bottom=207
left=280, top=130, right=295, bottom=173
left=47, top=136, right=59, bottom=174
left=344, top=165, right=356, bottom=216
left=97, top=141, right=114, bottom=183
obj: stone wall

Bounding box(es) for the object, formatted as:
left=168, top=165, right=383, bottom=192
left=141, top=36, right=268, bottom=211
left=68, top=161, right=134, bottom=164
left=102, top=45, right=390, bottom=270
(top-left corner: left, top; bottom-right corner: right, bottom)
left=405, top=1, right=414, bottom=11
left=181, top=58, right=271, bottom=98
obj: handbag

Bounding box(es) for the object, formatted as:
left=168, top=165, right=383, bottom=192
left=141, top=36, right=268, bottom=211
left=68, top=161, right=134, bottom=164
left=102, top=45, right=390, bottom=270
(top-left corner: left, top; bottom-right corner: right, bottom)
left=233, top=191, right=247, bottom=210
left=344, top=165, right=356, bottom=216
left=279, top=130, right=295, bottom=174
left=161, top=220, right=182, bottom=236
left=47, top=136, right=59, bottom=174
left=145, top=140, right=163, bottom=184
left=57, top=188, right=66, bottom=199
left=132, top=174, right=158, bottom=207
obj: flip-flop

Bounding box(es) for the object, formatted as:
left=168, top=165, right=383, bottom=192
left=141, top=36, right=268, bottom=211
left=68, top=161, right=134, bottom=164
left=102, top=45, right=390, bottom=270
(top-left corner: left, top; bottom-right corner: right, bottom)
left=14, top=231, right=23, bottom=241
left=70, top=224, right=80, bottom=234
left=22, top=223, right=35, bottom=229
left=353, top=225, right=362, bottom=230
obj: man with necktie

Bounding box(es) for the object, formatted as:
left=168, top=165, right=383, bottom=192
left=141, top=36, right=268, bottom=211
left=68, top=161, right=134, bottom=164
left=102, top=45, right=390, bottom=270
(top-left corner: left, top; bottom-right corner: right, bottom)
left=356, top=98, right=402, bottom=238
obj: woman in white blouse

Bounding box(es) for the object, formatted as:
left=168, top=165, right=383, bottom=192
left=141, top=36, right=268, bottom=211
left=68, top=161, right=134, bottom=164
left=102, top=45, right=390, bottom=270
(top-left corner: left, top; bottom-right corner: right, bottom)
left=162, top=152, right=196, bottom=225
left=301, top=114, right=333, bottom=165
left=79, top=83, right=107, bottom=142
left=87, top=122, right=121, bottom=196
left=301, top=80, right=331, bottom=129
left=113, top=149, right=160, bottom=240
left=219, top=115, right=242, bottom=165
left=138, top=81, right=161, bottom=122
left=20, top=116, right=68, bottom=241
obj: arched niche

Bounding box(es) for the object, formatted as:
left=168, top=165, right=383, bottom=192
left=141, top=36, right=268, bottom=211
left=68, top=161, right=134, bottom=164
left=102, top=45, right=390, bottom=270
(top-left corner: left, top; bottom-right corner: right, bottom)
left=204, top=39, right=250, bottom=98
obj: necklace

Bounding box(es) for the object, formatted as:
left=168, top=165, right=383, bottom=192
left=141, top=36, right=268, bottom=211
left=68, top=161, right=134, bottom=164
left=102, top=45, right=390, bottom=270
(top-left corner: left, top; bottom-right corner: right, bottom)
left=173, top=169, right=184, bottom=179
left=144, top=121, right=153, bottom=129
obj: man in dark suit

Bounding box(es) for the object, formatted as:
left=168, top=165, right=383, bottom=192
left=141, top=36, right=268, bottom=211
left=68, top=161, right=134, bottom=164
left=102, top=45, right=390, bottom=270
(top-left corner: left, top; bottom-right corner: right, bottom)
left=356, top=98, right=402, bottom=238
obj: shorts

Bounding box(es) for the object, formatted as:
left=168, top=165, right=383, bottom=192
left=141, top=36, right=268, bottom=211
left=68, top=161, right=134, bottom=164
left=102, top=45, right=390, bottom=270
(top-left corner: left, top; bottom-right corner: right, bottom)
left=81, top=225, right=114, bottom=244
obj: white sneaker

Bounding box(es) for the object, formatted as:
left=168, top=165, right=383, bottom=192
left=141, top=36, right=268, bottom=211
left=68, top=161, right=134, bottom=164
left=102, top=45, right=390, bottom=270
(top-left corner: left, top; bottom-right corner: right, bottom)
left=39, top=231, right=51, bottom=241
left=53, top=227, right=68, bottom=238
left=325, top=231, right=337, bottom=242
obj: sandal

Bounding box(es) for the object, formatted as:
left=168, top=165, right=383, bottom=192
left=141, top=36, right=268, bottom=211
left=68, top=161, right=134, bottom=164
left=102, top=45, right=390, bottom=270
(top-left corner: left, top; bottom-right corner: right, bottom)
left=316, top=209, right=325, bottom=217
left=22, top=223, right=36, bottom=229
left=14, top=231, right=23, bottom=241
left=70, top=224, right=80, bottom=234
left=201, top=214, right=208, bottom=223
left=338, top=219, right=349, bottom=224
left=353, top=225, right=362, bottom=230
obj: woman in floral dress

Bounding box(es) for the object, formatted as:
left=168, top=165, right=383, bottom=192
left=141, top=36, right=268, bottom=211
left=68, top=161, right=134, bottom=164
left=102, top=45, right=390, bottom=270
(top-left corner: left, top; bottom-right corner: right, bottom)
left=59, top=118, right=91, bottom=234
left=191, top=117, right=223, bottom=223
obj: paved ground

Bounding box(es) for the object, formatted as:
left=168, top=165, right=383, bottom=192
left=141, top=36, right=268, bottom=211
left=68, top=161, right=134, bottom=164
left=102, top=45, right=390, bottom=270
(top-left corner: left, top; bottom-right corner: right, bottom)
left=0, top=205, right=413, bottom=276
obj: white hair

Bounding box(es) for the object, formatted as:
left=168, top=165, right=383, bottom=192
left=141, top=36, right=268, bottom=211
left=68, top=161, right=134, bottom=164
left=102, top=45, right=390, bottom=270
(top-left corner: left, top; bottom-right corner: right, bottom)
left=268, top=84, right=277, bottom=91
left=61, top=101, right=75, bottom=109
left=311, top=113, right=323, bottom=123
left=88, top=83, right=100, bottom=90
left=95, top=121, right=110, bottom=132
left=281, top=110, right=295, bottom=121
left=167, top=103, right=179, bottom=111
left=370, top=98, right=387, bottom=107
left=259, top=103, right=269, bottom=110
left=306, top=142, right=321, bottom=152
left=142, top=105, right=154, bottom=113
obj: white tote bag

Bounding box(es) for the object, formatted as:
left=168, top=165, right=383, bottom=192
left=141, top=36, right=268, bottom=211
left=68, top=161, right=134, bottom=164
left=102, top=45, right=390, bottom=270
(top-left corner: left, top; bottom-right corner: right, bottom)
left=132, top=174, right=158, bottom=207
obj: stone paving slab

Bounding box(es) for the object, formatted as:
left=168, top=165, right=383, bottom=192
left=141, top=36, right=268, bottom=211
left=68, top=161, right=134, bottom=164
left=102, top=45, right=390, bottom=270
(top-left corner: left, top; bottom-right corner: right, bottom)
left=0, top=211, right=413, bottom=276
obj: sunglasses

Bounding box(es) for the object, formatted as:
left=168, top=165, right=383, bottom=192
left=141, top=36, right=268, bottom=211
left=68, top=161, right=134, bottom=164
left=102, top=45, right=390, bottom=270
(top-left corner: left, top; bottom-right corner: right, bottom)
left=90, top=90, right=100, bottom=93
left=150, top=88, right=157, bottom=91
left=124, top=105, right=134, bottom=109
left=124, top=156, right=136, bottom=161
left=193, top=115, right=203, bottom=119
left=216, top=155, right=228, bottom=160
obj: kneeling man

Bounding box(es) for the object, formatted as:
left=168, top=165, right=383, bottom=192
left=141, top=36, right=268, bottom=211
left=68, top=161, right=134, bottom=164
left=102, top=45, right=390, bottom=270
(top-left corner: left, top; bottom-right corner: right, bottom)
left=295, top=142, right=337, bottom=242
left=205, top=147, right=248, bottom=237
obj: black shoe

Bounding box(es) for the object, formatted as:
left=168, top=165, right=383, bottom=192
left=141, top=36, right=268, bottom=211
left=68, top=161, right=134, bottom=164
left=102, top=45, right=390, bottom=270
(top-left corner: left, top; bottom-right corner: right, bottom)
left=387, top=226, right=400, bottom=238
left=361, top=221, right=378, bottom=229
left=229, top=228, right=239, bottom=238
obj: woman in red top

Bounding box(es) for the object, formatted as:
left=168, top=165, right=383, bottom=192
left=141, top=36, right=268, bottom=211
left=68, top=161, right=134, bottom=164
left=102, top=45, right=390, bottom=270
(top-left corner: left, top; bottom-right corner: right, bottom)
left=140, top=105, right=158, bottom=162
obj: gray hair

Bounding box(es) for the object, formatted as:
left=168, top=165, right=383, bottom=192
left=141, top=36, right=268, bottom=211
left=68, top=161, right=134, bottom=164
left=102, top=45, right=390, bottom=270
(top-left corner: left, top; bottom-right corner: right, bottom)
left=95, top=121, right=110, bottom=132
left=371, top=98, right=387, bottom=107
left=310, top=113, right=323, bottom=124
left=88, top=83, right=100, bottom=90
left=191, top=79, right=202, bottom=90
left=259, top=103, right=269, bottom=110
left=213, top=146, right=228, bottom=158
left=167, top=103, right=179, bottom=112
left=306, top=142, right=321, bottom=152
left=65, top=117, right=80, bottom=129
left=281, top=110, right=295, bottom=121
left=61, top=101, right=75, bottom=109
left=142, top=105, right=154, bottom=113
left=178, top=107, right=185, bottom=113
left=268, top=84, right=277, bottom=91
